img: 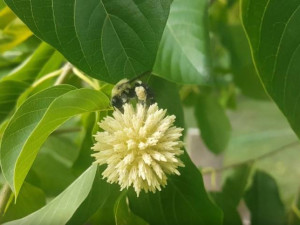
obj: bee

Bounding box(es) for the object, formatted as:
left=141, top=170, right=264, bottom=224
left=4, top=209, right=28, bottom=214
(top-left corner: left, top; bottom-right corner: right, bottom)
left=111, top=72, right=155, bottom=111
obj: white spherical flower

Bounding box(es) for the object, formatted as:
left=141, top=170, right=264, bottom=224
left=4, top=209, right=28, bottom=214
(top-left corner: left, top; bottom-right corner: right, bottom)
left=92, top=103, right=184, bottom=196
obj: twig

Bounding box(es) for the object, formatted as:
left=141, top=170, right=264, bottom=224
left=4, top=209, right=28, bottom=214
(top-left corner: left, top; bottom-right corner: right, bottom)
left=32, top=69, right=63, bottom=88
left=202, top=141, right=299, bottom=174
left=0, top=184, right=12, bottom=222
left=72, top=67, right=99, bottom=89
left=54, top=63, right=73, bottom=86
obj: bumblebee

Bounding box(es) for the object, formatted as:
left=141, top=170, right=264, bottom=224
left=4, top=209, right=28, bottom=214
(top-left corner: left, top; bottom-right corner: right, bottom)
left=111, top=74, right=155, bottom=111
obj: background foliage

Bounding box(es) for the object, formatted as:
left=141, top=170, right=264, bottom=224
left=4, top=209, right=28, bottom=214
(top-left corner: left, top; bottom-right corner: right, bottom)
left=0, top=0, right=300, bottom=224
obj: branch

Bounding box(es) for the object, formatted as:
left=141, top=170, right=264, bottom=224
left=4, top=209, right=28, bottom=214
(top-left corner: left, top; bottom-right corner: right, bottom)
left=202, top=141, right=299, bottom=174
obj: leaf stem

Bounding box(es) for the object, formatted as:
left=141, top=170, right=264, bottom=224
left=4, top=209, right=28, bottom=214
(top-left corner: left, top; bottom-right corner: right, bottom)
left=72, top=67, right=99, bottom=89
left=54, top=63, right=73, bottom=86
left=32, top=69, right=63, bottom=87
left=202, top=141, right=299, bottom=174
left=0, top=183, right=12, bottom=222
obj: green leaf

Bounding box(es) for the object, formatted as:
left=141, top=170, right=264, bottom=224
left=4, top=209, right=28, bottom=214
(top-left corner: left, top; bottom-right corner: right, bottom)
left=114, top=192, right=148, bottom=225
left=2, top=182, right=46, bottom=223
left=0, top=7, right=16, bottom=29
left=0, top=85, right=110, bottom=197
left=72, top=113, right=97, bottom=175
left=241, top=0, right=300, bottom=137
left=3, top=165, right=98, bottom=225
left=5, top=0, right=171, bottom=83
left=153, top=0, right=211, bottom=84
left=30, top=135, right=80, bottom=196
left=3, top=42, right=58, bottom=83
left=214, top=165, right=252, bottom=225
left=128, top=153, right=223, bottom=225
left=245, top=170, right=286, bottom=225
left=0, top=80, right=28, bottom=123
left=194, top=93, right=231, bottom=154
left=0, top=18, right=32, bottom=52
left=223, top=25, right=267, bottom=100
left=147, top=76, right=185, bottom=128
left=66, top=166, right=121, bottom=225
left=0, top=43, right=63, bottom=123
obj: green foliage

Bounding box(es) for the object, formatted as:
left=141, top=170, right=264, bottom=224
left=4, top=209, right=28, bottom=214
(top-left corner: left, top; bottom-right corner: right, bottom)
left=0, top=0, right=299, bottom=224
left=4, top=0, right=171, bottom=83
left=241, top=0, right=300, bottom=137
left=3, top=165, right=98, bottom=225
left=153, top=0, right=211, bottom=84
left=0, top=85, right=110, bottom=197
left=214, top=165, right=252, bottom=225
left=194, top=93, right=231, bottom=153
left=245, top=170, right=286, bottom=225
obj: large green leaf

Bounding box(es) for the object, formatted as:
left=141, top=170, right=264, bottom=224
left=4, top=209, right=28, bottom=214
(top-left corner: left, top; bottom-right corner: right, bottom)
left=194, top=93, right=231, bottom=154
left=241, top=0, right=300, bottom=136
left=4, top=0, right=171, bottom=83
left=128, top=154, right=223, bottom=225
left=245, top=170, right=286, bottom=225
left=147, top=76, right=184, bottom=128
left=128, top=78, right=222, bottom=225
left=0, top=85, right=110, bottom=197
left=3, top=165, right=98, bottom=225
left=153, top=0, right=211, bottom=84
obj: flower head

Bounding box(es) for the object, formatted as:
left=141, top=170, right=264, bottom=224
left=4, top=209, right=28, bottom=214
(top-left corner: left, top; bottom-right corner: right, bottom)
left=92, top=103, right=184, bottom=196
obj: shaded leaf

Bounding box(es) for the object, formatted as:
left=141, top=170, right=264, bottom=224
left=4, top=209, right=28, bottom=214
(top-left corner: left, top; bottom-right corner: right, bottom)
left=5, top=0, right=171, bottom=83
left=114, top=192, right=148, bottom=225
left=214, top=165, right=252, bottom=225
left=194, top=93, right=231, bottom=154
left=2, top=182, right=46, bottom=223
left=154, top=0, right=211, bottom=84
left=128, top=153, right=223, bottom=225
left=245, top=170, right=286, bottom=225
left=0, top=80, right=28, bottom=123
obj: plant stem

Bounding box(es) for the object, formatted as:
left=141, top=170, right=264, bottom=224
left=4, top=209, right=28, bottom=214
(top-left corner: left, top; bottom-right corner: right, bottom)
left=54, top=63, right=73, bottom=86
left=32, top=69, right=63, bottom=87
left=72, top=67, right=99, bottom=89
left=202, top=141, right=299, bottom=174
left=0, top=184, right=12, bottom=221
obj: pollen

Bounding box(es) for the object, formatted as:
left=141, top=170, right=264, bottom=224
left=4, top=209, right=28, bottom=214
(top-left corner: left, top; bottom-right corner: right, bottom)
left=92, top=103, right=184, bottom=196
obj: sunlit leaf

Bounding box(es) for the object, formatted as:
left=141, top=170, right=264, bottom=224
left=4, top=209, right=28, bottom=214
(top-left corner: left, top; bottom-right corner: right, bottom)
left=154, top=0, right=211, bottom=84
left=3, top=165, right=98, bottom=225
left=0, top=18, right=32, bottom=52
left=0, top=85, right=110, bottom=197
left=245, top=170, right=286, bottom=225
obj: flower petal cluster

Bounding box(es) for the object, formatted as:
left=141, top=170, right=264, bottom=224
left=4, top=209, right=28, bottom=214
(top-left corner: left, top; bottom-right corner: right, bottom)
left=92, top=103, right=184, bottom=196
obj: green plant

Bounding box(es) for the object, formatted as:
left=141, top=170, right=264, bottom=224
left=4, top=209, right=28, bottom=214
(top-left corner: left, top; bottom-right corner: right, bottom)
left=0, top=0, right=300, bottom=224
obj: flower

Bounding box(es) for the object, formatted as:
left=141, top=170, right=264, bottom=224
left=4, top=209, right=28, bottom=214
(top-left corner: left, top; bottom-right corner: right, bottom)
left=92, top=103, right=184, bottom=196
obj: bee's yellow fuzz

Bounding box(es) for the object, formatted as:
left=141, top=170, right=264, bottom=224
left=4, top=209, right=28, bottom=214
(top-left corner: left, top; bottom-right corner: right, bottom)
left=92, top=103, right=184, bottom=196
